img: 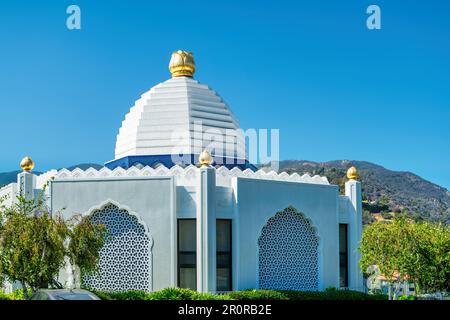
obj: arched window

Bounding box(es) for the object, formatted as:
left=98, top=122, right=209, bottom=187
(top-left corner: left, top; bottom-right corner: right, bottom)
left=258, top=206, right=319, bottom=291
left=83, top=203, right=152, bottom=292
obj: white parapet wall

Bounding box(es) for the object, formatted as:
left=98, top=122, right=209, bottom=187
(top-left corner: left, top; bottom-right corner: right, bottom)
left=48, top=165, right=329, bottom=188
left=0, top=183, right=17, bottom=208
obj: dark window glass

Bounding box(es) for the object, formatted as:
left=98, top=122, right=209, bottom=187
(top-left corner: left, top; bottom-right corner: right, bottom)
left=339, top=224, right=348, bottom=287
left=217, top=220, right=232, bottom=291
left=178, top=219, right=196, bottom=290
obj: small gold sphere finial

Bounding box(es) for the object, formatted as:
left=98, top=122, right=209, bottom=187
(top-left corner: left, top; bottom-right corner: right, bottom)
left=347, top=166, right=359, bottom=180
left=199, top=150, right=213, bottom=168
left=20, top=156, right=35, bottom=172
left=169, top=50, right=196, bottom=78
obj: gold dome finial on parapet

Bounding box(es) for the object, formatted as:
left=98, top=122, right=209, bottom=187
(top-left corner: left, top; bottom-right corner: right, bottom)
left=169, top=50, right=196, bottom=78
left=20, top=156, right=35, bottom=172
left=347, top=166, right=359, bottom=181
left=198, top=149, right=213, bottom=168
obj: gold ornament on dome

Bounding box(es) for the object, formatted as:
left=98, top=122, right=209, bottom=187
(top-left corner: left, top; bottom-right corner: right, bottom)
left=169, top=50, right=196, bottom=77
left=20, top=156, right=35, bottom=172
left=347, top=166, right=359, bottom=180
left=198, top=150, right=213, bottom=168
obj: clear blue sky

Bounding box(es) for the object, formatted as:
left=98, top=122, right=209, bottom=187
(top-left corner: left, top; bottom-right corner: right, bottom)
left=0, top=0, right=449, bottom=189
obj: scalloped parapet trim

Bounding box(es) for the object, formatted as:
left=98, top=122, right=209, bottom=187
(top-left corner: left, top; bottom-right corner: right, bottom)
left=39, top=165, right=329, bottom=185
left=0, top=183, right=15, bottom=193
left=36, top=169, right=58, bottom=190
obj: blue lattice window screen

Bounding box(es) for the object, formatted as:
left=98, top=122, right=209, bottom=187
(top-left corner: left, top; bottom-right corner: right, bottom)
left=258, top=207, right=319, bottom=291
left=83, top=204, right=152, bottom=291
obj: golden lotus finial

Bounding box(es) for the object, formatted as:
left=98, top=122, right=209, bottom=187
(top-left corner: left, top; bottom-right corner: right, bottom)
left=347, top=166, right=359, bottom=181
left=20, top=156, right=35, bottom=172
left=199, top=150, right=213, bottom=168
left=169, top=50, right=195, bottom=78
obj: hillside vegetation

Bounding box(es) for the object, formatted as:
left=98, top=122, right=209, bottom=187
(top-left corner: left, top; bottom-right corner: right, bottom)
left=263, top=160, right=450, bottom=224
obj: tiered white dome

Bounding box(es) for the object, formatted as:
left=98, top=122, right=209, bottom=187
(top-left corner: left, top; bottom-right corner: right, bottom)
left=114, top=76, right=246, bottom=160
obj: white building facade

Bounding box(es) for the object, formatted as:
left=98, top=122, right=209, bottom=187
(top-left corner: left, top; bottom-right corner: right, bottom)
left=0, top=51, right=363, bottom=293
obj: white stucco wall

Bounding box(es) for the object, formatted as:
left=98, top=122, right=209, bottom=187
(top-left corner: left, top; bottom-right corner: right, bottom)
left=6, top=165, right=361, bottom=293
left=0, top=183, right=17, bottom=208
left=233, top=177, right=340, bottom=291
left=50, top=176, right=177, bottom=291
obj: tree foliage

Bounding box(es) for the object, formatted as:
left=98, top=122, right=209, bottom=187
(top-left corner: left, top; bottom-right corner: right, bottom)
left=67, top=214, right=106, bottom=277
left=0, top=195, right=105, bottom=299
left=409, top=222, right=450, bottom=293
left=360, top=217, right=450, bottom=299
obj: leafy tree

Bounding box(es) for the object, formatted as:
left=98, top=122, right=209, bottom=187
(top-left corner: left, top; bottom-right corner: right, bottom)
left=378, top=195, right=390, bottom=208
left=66, top=214, right=106, bottom=288
left=360, top=217, right=450, bottom=299
left=380, top=211, right=393, bottom=220
left=359, top=218, right=412, bottom=299
left=410, top=222, right=450, bottom=293
left=0, top=195, right=105, bottom=299
left=362, top=210, right=375, bottom=225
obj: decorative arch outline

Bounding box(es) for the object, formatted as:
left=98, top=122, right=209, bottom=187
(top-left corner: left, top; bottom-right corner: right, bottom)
left=82, top=199, right=154, bottom=291
left=84, top=199, right=153, bottom=249
left=257, top=206, right=320, bottom=291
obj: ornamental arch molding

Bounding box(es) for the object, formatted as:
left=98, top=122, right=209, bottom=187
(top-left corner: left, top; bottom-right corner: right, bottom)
left=258, top=206, right=319, bottom=291
left=82, top=200, right=153, bottom=292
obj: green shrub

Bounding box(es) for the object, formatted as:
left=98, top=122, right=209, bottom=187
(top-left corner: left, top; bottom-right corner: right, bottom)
left=90, top=288, right=387, bottom=301
left=91, top=288, right=232, bottom=300
left=90, top=290, right=113, bottom=300
left=147, top=287, right=232, bottom=300
left=2, top=287, right=387, bottom=301
left=0, top=292, right=9, bottom=300
left=90, top=290, right=151, bottom=300
left=398, top=295, right=416, bottom=300
left=226, top=289, right=288, bottom=300
left=148, top=288, right=198, bottom=300
left=279, top=289, right=387, bottom=300
left=191, top=292, right=234, bottom=300
left=108, top=290, right=151, bottom=300
left=0, top=289, right=27, bottom=300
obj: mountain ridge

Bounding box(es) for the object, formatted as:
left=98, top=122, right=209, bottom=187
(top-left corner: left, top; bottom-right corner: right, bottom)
left=263, top=160, right=449, bottom=224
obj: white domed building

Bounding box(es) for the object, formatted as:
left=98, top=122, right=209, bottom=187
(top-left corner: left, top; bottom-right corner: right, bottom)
left=0, top=51, right=363, bottom=293
left=108, top=51, right=250, bottom=171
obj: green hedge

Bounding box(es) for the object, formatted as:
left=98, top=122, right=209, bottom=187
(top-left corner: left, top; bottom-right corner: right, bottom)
left=279, top=289, right=387, bottom=300
left=226, top=289, right=387, bottom=301
left=227, top=289, right=289, bottom=300
left=149, top=288, right=232, bottom=300
left=0, top=287, right=388, bottom=300
left=0, top=289, right=27, bottom=300
left=91, top=288, right=232, bottom=300
left=93, top=290, right=150, bottom=301
left=92, top=288, right=387, bottom=301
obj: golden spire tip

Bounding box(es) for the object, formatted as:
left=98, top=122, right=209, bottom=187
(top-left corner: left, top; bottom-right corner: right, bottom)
left=20, top=156, right=35, bottom=172
left=347, top=166, right=359, bottom=181
left=199, top=149, right=213, bottom=168
left=169, top=50, right=196, bottom=78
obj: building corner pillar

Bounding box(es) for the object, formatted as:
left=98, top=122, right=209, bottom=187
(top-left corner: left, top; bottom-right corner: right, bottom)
left=196, top=166, right=217, bottom=293
left=17, top=171, right=36, bottom=201
left=345, top=179, right=364, bottom=291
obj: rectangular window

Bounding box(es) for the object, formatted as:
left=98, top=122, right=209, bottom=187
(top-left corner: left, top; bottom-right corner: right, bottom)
left=339, top=224, right=349, bottom=288
left=216, top=219, right=232, bottom=291
left=178, top=219, right=196, bottom=290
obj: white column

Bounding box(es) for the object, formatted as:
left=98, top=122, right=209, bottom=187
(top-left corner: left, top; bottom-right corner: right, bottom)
left=196, top=166, right=217, bottom=292
left=17, top=171, right=36, bottom=201
left=345, top=179, right=364, bottom=291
